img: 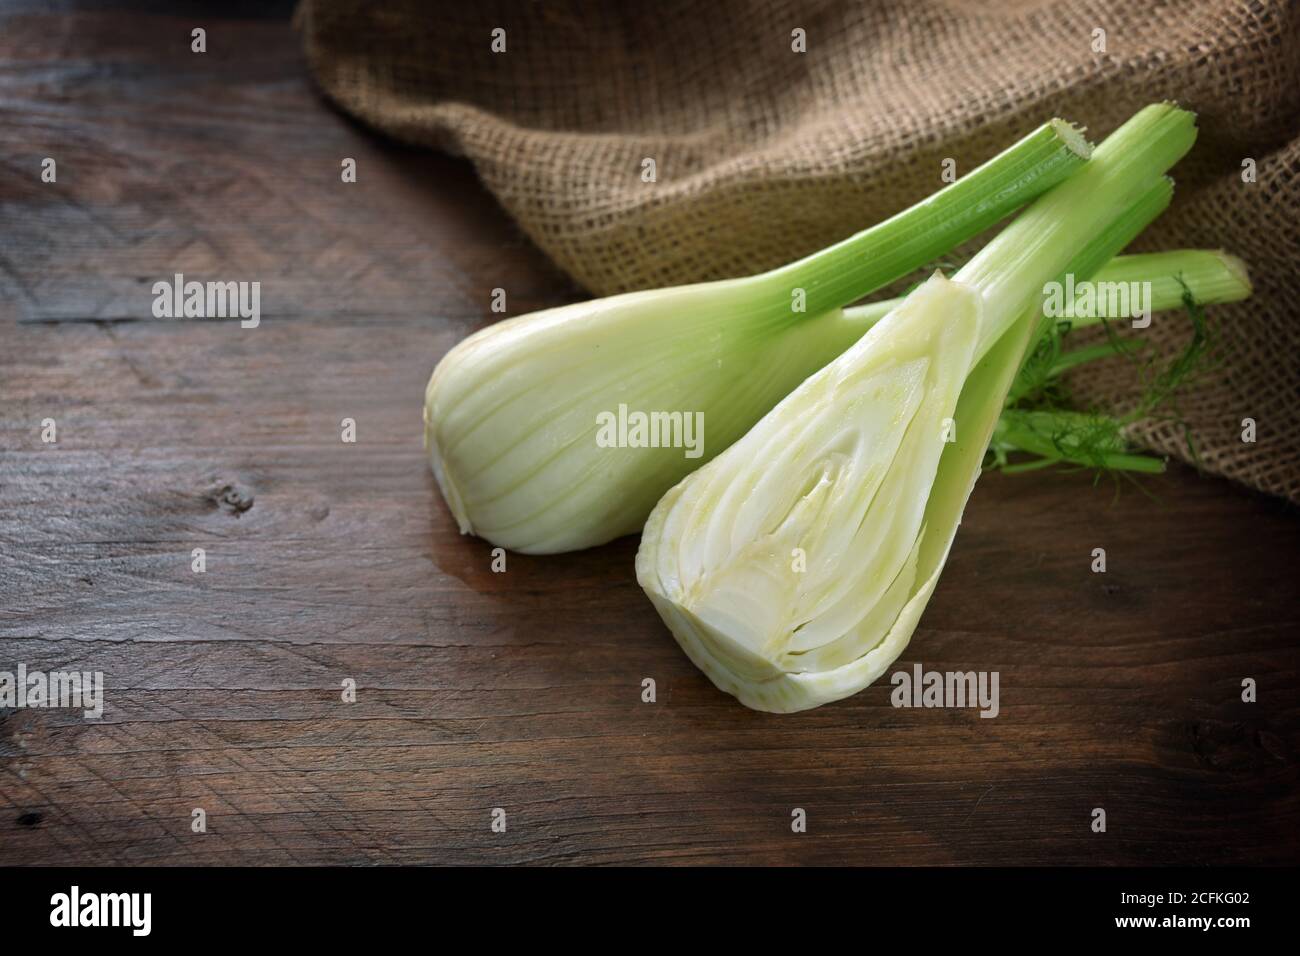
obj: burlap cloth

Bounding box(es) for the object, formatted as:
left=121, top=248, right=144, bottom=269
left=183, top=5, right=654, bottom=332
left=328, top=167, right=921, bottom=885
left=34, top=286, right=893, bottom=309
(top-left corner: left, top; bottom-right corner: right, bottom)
left=297, top=0, right=1300, bottom=501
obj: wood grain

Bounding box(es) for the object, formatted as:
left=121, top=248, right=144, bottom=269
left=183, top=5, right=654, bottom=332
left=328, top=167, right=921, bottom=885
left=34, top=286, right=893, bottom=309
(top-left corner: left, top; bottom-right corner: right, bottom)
left=0, top=3, right=1297, bottom=866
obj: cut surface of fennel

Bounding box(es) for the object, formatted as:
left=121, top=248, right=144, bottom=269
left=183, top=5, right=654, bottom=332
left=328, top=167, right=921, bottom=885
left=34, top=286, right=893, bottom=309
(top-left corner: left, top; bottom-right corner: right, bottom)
left=637, top=273, right=997, bottom=710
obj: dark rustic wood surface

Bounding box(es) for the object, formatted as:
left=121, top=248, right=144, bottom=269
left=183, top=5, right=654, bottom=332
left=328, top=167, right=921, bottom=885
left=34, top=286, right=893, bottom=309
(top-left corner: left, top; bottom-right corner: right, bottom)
left=1, top=3, right=1297, bottom=866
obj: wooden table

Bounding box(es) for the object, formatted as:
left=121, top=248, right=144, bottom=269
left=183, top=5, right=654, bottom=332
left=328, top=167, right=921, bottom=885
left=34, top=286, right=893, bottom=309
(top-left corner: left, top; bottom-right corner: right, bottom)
left=2, top=3, right=1297, bottom=866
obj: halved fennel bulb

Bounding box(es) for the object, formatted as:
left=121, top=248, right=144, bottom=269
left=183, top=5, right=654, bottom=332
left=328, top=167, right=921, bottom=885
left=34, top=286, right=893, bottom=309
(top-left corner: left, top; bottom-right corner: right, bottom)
left=637, top=274, right=1011, bottom=712
left=637, top=103, right=1199, bottom=711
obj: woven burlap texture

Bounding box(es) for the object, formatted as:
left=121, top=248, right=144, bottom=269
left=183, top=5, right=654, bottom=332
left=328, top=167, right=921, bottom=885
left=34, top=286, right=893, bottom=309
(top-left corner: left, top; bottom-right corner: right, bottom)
left=298, top=0, right=1300, bottom=501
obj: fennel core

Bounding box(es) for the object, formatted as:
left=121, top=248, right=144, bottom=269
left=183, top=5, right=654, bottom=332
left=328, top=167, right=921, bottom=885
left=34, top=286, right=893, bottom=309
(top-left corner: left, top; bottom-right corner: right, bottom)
left=635, top=104, right=1207, bottom=713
